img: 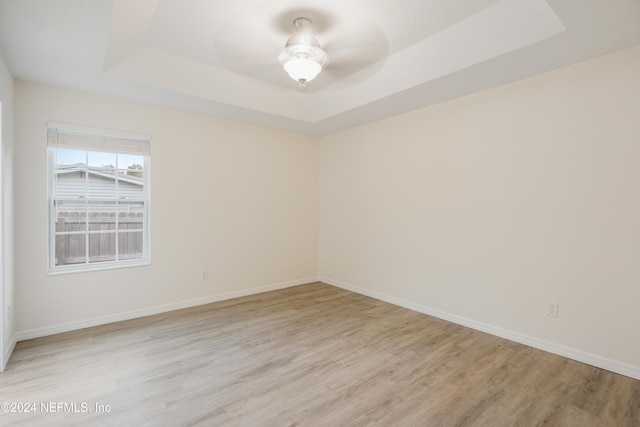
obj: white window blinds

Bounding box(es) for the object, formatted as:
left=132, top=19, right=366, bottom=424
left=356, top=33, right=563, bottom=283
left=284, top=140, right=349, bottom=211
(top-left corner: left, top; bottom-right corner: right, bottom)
left=47, top=122, right=151, bottom=155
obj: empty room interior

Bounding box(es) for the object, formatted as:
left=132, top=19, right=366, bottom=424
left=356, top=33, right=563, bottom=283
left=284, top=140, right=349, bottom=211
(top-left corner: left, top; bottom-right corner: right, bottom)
left=0, top=0, right=639, bottom=425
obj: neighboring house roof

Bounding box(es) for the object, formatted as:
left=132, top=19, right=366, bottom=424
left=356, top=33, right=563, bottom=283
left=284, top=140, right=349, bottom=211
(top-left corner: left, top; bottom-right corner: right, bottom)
left=54, top=166, right=144, bottom=199
left=55, top=165, right=143, bottom=186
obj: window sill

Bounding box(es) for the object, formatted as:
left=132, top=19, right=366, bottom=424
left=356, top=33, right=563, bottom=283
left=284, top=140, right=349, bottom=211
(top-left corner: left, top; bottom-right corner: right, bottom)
left=48, top=259, right=151, bottom=276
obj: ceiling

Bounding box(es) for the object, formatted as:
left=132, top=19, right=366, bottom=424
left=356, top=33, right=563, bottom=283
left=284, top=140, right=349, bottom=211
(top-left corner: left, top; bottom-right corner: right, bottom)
left=0, top=0, right=639, bottom=136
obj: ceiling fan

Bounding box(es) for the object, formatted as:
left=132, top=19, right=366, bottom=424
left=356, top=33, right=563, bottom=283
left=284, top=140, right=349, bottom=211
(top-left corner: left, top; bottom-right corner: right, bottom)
left=212, top=9, right=389, bottom=91
left=278, top=17, right=328, bottom=88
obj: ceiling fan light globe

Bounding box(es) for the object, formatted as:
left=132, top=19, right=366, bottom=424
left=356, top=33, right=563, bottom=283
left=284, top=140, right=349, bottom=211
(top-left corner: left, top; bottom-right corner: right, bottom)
left=283, top=58, right=322, bottom=83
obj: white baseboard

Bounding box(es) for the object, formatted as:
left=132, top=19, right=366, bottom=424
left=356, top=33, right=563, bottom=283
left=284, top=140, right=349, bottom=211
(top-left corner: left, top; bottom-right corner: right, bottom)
left=16, top=276, right=319, bottom=342
left=2, top=333, right=16, bottom=372
left=320, top=276, right=640, bottom=381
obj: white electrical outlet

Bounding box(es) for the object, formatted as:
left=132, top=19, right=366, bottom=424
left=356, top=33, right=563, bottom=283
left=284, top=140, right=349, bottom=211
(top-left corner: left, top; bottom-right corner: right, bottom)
left=347, top=261, right=353, bottom=272
left=546, top=301, right=559, bottom=317
left=201, top=269, right=209, bottom=280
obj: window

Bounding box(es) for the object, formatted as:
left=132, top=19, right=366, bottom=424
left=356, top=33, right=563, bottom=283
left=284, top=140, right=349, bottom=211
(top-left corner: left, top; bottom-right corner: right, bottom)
left=47, top=122, right=151, bottom=273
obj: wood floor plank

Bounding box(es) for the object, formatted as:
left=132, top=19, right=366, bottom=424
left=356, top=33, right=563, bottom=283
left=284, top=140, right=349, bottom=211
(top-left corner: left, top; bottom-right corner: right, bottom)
left=0, top=282, right=638, bottom=426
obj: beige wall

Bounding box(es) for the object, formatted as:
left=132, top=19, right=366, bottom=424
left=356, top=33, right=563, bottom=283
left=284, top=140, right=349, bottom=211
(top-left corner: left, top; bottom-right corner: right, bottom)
left=319, top=45, right=640, bottom=375
left=0, top=53, right=14, bottom=371
left=14, top=82, right=318, bottom=336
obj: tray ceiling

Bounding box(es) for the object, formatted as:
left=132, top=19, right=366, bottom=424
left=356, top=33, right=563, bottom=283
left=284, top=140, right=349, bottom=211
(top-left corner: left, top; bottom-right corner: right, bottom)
left=1, top=0, right=639, bottom=136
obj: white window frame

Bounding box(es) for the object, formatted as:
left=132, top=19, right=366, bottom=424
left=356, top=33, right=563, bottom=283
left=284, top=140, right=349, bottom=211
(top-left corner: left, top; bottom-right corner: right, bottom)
left=47, top=122, right=151, bottom=274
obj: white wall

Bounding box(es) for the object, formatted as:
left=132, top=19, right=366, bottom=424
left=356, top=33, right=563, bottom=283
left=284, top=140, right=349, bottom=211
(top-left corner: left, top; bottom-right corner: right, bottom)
left=319, top=45, right=640, bottom=378
left=14, top=81, right=318, bottom=337
left=0, top=52, right=15, bottom=371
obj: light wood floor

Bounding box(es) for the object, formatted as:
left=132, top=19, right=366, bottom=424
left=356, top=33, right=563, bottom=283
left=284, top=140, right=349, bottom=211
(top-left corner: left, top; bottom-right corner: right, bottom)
left=1, top=283, right=638, bottom=426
